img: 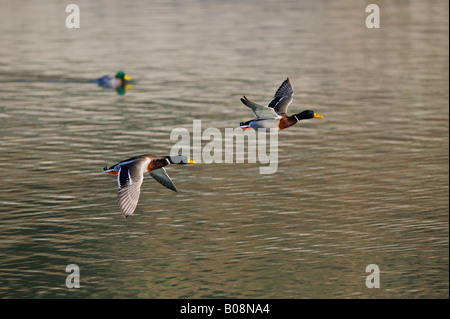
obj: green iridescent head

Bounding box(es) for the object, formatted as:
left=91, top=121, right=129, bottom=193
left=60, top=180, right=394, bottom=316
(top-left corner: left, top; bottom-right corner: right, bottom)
left=115, top=71, right=126, bottom=79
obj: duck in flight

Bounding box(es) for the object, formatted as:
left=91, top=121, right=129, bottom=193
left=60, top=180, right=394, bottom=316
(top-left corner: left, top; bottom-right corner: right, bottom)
left=103, top=154, right=196, bottom=217
left=239, top=78, right=323, bottom=130
left=95, top=71, right=131, bottom=95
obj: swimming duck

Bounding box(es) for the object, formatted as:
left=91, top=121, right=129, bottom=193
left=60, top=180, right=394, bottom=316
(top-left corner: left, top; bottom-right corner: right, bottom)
left=95, top=71, right=131, bottom=95
left=239, top=78, right=323, bottom=130
left=103, top=154, right=196, bottom=217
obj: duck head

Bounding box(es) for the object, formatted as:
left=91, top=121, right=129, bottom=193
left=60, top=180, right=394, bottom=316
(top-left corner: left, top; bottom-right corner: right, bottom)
left=294, top=110, right=323, bottom=121
left=166, top=155, right=197, bottom=164
left=115, top=71, right=131, bottom=82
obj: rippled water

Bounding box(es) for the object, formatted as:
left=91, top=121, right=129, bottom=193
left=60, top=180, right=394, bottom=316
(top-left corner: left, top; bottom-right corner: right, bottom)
left=0, top=0, right=448, bottom=298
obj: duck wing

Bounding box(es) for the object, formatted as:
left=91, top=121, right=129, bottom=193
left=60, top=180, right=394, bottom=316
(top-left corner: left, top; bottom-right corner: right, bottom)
left=267, top=78, right=294, bottom=114
left=241, top=96, right=280, bottom=119
left=117, top=161, right=146, bottom=218
left=149, top=167, right=178, bottom=192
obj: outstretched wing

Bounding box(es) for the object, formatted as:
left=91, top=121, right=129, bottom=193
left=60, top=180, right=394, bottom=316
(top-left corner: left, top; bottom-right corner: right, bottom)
left=267, top=78, right=294, bottom=114
left=117, top=165, right=144, bottom=218
left=241, top=96, right=280, bottom=119
left=149, top=167, right=178, bottom=192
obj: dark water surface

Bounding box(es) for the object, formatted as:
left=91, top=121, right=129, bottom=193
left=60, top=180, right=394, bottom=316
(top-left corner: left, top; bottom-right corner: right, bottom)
left=0, top=0, right=448, bottom=298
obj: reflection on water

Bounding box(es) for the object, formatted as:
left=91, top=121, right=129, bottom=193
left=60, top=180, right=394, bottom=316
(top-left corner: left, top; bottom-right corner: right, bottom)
left=0, top=0, right=448, bottom=298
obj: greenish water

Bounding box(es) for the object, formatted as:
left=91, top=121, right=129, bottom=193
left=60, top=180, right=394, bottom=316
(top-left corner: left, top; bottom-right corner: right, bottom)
left=0, top=0, right=448, bottom=298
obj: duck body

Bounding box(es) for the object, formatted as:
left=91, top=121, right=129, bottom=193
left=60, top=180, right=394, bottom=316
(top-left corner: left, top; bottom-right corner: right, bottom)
left=104, top=154, right=167, bottom=175
left=95, top=71, right=131, bottom=94
left=238, top=78, right=323, bottom=131
left=242, top=118, right=281, bottom=130
left=95, top=75, right=122, bottom=89
left=103, top=154, right=196, bottom=217
left=240, top=111, right=319, bottom=131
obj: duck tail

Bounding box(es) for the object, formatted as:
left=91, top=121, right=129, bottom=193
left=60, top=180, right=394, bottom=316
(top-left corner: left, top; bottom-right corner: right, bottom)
left=102, top=167, right=118, bottom=175
left=240, top=119, right=253, bottom=126
left=237, top=124, right=252, bottom=130
left=238, top=119, right=254, bottom=130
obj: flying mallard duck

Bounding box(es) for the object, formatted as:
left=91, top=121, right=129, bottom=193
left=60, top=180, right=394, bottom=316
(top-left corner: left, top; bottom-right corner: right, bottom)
left=95, top=71, right=131, bottom=95
left=239, top=78, right=323, bottom=130
left=103, top=154, right=196, bottom=217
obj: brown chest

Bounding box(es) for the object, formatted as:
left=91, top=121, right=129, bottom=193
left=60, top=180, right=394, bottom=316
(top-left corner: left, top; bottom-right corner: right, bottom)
left=278, top=115, right=297, bottom=130
left=147, top=157, right=169, bottom=172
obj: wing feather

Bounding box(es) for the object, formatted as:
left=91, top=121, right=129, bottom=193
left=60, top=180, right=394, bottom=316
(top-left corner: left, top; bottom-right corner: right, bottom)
left=149, top=168, right=178, bottom=192
left=116, top=165, right=145, bottom=217
left=241, top=96, right=280, bottom=119
left=118, top=183, right=142, bottom=218
left=267, top=78, right=294, bottom=114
